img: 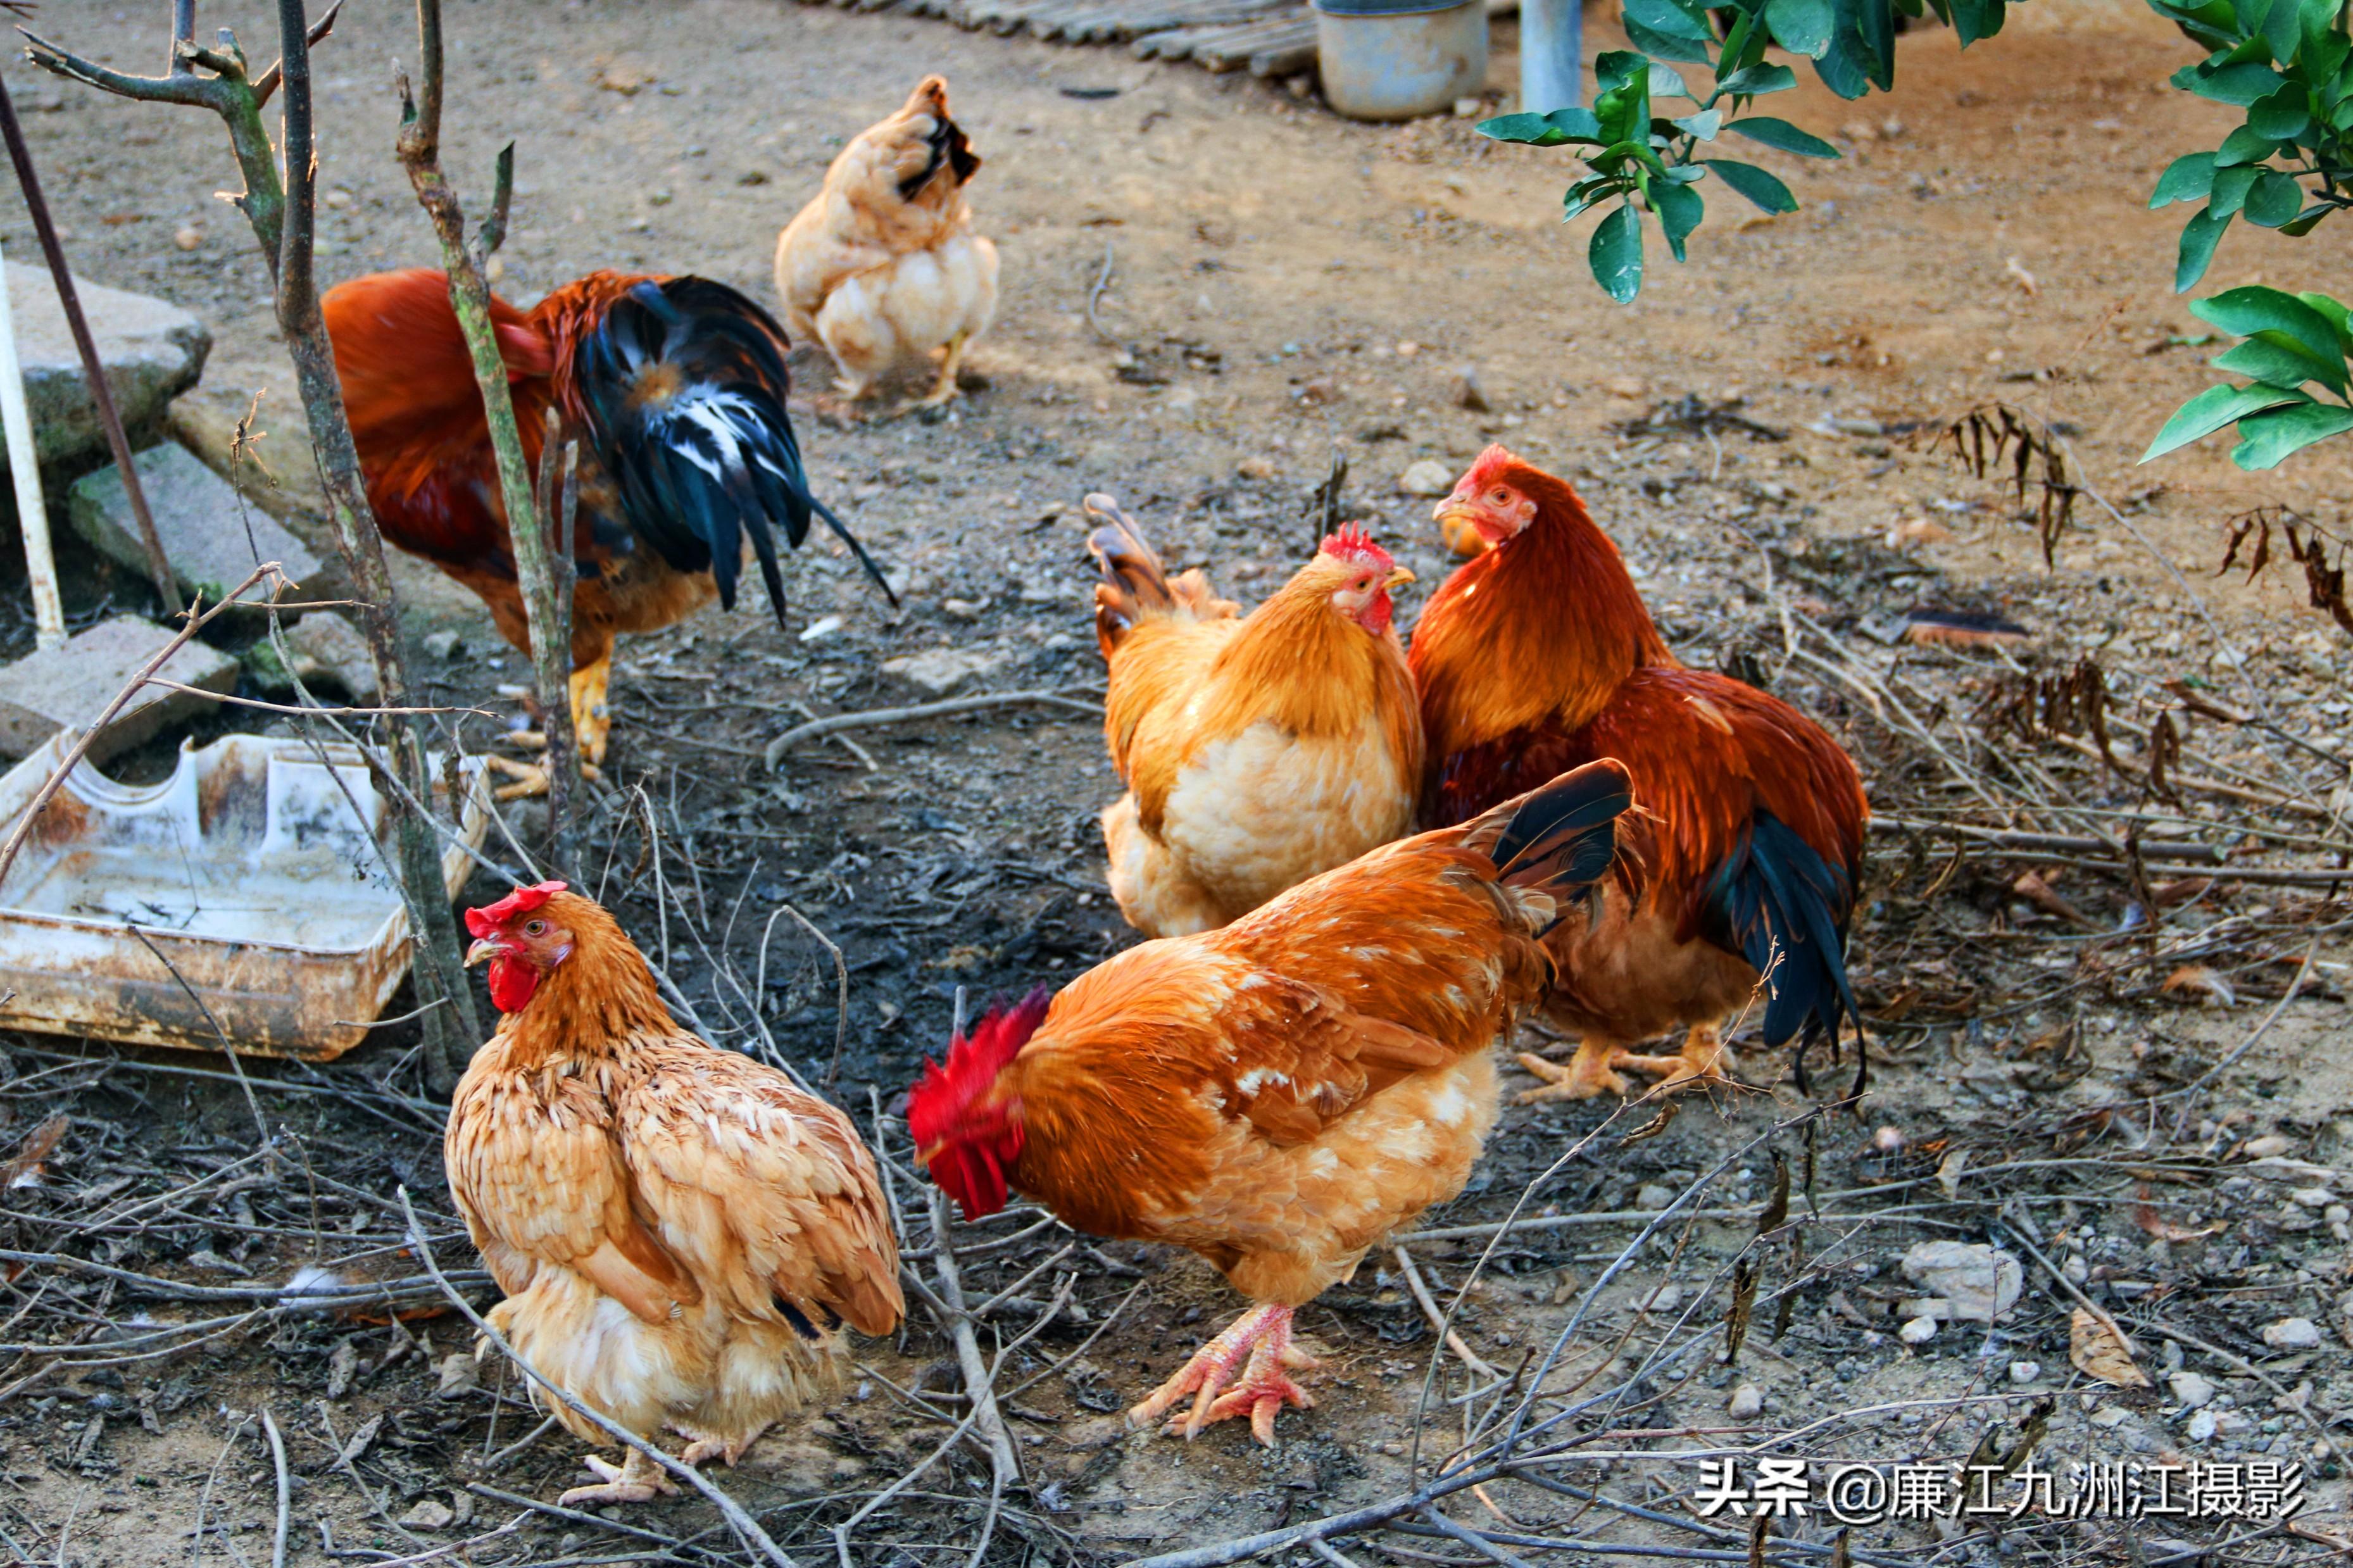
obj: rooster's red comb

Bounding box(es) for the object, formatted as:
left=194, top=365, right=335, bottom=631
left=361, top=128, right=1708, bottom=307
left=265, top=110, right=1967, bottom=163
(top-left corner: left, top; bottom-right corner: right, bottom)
left=905, top=986, right=1053, bottom=1146
left=1318, top=521, right=1391, bottom=570
left=1461, top=444, right=1523, bottom=493
left=465, top=881, right=568, bottom=939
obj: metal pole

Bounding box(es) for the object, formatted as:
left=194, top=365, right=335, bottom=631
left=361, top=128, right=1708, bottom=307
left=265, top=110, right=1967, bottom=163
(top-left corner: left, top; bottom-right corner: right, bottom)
left=1519, top=0, right=1583, bottom=113
left=0, top=239, right=63, bottom=651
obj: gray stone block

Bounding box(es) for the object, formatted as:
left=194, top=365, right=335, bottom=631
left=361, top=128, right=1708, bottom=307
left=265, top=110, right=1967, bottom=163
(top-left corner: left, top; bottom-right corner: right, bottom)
left=68, top=442, right=323, bottom=608
left=1, top=263, right=210, bottom=471
left=0, top=614, right=239, bottom=762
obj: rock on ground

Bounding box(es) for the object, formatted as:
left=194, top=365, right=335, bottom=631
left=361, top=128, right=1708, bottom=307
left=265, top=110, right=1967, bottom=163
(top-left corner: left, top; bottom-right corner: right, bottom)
left=67, top=442, right=322, bottom=608
left=1899, top=1240, right=2023, bottom=1324
left=880, top=648, right=1008, bottom=699
left=1, top=263, right=208, bottom=470
left=0, top=614, right=237, bottom=762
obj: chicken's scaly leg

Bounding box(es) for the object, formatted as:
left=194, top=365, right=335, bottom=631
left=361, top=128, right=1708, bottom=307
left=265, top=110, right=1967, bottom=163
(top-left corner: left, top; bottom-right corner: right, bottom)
left=914, top=329, right=973, bottom=409
left=1128, top=1302, right=1317, bottom=1445
left=676, top=1423, right=767, bottom=1469
left=1515, top=1038, right=1635, bottom=1102
left=570, top=655, right=613, bottom=775
left=559, top=1447, right=677, bottom=1507
left=1609, top=1023, right=1729, bottom=1093
left=484, top=753, right=548, bottom=803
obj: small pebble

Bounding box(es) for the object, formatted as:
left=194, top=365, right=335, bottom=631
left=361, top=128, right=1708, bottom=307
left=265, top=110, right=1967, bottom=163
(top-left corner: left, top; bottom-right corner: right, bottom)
left=2261, top=1317, right=2321, bottom=1350
left=940, top=598, right=984, bottom=620
left=1634, top=1182, right=1673, bottom=1211
left=1872, top=1126, right=1904, bottom=1151
left=2187, top=1408, right=2219, bottom=1443
left=173, top=224, right=202, bottom=251
left=2007, top=1360, right=2040, bottom=1384
left=797, top=615, right=843, bottom=644
left=1396, top=458, right=1454, bottom=497
left=1641, top=1283, right=1683, bottom=1314
left=2289, top=1186, right=2336, bottom=1209
left=2243, top=1134, right=2293, bottom=1158
left=1727, top=1383, right=1764, bottom=1419
left=398, top=1498, right=455, bottom=1531
left=1236, top=456, right=1276, bottom=481
left=1899, top=1315, right=1938, bottom=1345
left=2169, top=1371, right=2217, bottom=1410
left=1452, top=96, right=1483, bottom=118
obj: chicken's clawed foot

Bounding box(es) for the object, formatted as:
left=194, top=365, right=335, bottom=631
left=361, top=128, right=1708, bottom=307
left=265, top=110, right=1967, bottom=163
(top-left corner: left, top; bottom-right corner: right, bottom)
left=1128, top=1302, right=1316, bottom=1446
left=1516, top=1026, right=1729, bottom=1103
left=559, top=1448, right=678, bottom=1507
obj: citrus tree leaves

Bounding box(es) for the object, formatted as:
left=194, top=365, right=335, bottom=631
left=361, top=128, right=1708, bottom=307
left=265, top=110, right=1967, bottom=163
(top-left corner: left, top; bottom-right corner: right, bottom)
left=2145, top=285, right=2353, bottom=470
left=1478, top=0, right=1851, bottom=302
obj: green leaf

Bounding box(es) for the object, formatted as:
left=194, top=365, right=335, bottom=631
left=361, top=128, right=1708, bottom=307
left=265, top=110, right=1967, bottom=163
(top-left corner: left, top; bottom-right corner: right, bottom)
left=1594, top=50, right=1651, bottom=94
left=1764, top=0, right=1835, bottom=55
left=2243, top=168, right=2306, bottom=225
left=1477, top=107, right=1605, bottom=145
left=1947, top=0, right=2006, bottom=46
left=2142, top=380, right=2312, bottom=461
left=2209, top=163, right=2261, bottom=218
left=2151, top=152, right=2219, bottom=206
left=1715, top=63, right=1799, bottom=97
left=1562, top=176, right=1622, bottom=221
left=2215, top=123, right=2287, bottom=165
left=2232, top=401, right=2353, bottom=467
left=1724, top=115, right=1842, bottom=156
left=2176, top=204, right=2232, bottom=292
left=1704, top=158, right=1800, bottom=213
left=2256, top=0, right=2302, bottom=69
left=1590, top=203, right=1645, bottom=303
left=1652, top=178, right=1705, bottom=260
left=1625, top=16, right=1717, bottom=63
left=2192, top=285, right=2348, bottom=380
left=2179, top=60, right=2288, bottom=104
left=2212, top=337, right=2334, bottom=387
left=2295, top=291, right=2353, bottom=352
left=1649, top=63, right=1697, bottom=98
left=1674, top=108, right=1726, bottom=139
left=2245, top=84, right=2312, bottom=139
left=2278, top=204, right=2331, bottom=235
left=1626, top=0, right=1715, bottom=39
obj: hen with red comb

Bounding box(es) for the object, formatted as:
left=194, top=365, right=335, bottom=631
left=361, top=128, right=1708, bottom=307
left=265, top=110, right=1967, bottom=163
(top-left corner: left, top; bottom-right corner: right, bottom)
left=1081, top=493, right=1425, bottom=939
left=906, top=758, right=1633, bottom=1445
left=445, top=884, right=902, bottom=1508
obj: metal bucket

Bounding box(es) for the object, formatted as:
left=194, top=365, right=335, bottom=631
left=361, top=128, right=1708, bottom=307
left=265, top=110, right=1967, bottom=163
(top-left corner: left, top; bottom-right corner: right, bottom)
left=1314, top=0, right=1488, bottom=123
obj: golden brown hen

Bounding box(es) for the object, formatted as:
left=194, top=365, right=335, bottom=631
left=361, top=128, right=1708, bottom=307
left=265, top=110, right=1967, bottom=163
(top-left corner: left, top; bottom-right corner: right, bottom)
left=775, top=75, right=998, bottom=407
left=906, top=760, right=1631, bottom=1444
left=449, top=884, right=902, bottom=1505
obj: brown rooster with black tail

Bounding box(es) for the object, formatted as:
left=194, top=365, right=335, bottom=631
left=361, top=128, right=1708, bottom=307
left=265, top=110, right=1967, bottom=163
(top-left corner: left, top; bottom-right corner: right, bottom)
left=1410, top=446, right=1870, bottom=1101
left=324, top=268, right=893, bottom=792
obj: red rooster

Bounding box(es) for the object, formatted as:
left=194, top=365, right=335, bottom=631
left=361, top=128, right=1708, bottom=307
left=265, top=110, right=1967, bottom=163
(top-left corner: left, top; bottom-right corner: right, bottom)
left=324, top=269, right=890, bottom=790
left=905, top=760, right=1631, bottom=1443
left=1409, top=447, right=1869, bottom=1100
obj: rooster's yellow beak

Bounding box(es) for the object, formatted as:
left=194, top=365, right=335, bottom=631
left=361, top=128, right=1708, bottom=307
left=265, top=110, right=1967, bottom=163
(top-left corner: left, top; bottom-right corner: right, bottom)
left=1384, top=565, right=1415, bottom=589
left=465, top=938, right=501, bottom=969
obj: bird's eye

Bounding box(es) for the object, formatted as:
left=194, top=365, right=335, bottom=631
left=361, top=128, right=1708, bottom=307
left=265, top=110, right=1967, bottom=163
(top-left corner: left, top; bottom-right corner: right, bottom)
left=1491, top=489, right=1509, bottom=505
left=524, top=920, right=546, bottom=937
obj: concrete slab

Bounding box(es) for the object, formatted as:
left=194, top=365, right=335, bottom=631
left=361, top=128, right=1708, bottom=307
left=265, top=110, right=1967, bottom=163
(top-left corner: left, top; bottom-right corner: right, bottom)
left=67, top=442, right=324, bottom=608
left=0, top=615, right=239, bottom=762
left=1, top=263, right=209, bottom=472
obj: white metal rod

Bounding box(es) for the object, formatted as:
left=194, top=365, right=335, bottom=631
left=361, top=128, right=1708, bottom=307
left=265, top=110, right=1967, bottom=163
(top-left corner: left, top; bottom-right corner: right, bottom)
left=0, top=241, right=63, bottom=651
left=1519, top=0, right=1584, bottom=114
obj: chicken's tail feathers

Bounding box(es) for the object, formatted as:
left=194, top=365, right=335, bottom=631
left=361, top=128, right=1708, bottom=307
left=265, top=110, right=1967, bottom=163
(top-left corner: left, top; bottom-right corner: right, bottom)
left=569, top=276, right=894, bottom=622
left=1696, top=812, right=1867, bottom=1098
left=1084, top=494, right=1174, bottom=654
left=1465, top=759, right=1634, bottom=916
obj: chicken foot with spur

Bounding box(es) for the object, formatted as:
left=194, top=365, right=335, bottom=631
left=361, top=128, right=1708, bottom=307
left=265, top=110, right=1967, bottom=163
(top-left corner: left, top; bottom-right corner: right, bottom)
left=1128, top=1303, right=1319, bottom=1444
left=1515, top=1024, right=1728, bottom=1102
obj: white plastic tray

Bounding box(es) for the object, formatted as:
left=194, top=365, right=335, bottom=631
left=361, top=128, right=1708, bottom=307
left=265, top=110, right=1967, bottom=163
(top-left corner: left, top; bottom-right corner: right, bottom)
left=0, top=732, right=489, bottom=1058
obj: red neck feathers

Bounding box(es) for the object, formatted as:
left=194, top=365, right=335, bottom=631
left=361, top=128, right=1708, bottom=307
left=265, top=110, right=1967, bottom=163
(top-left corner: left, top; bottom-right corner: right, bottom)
left=905, top=988, right=1053, bottom=1219
left=1410, top=447, right=1671, bottom=763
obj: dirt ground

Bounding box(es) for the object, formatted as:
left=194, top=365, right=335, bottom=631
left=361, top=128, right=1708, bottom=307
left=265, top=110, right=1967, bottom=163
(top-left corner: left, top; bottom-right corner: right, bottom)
left=1, top=0, right=2350, bottom=1564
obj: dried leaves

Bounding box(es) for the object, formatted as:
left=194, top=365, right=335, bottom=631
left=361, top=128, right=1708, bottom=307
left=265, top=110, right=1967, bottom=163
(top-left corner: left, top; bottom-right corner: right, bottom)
left=1921, top=403, right=2080, bottom=567
left=2068, top=1307, right=2151, bottom=1389
left=2219, top=507, right=2353, bottom=639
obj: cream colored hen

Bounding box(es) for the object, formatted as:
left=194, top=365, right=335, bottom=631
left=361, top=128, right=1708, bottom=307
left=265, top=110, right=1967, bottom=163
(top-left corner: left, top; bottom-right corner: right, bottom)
left=775, top=75, right=999, bottom=407
left=449, top=882, right=903, bottom=1506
